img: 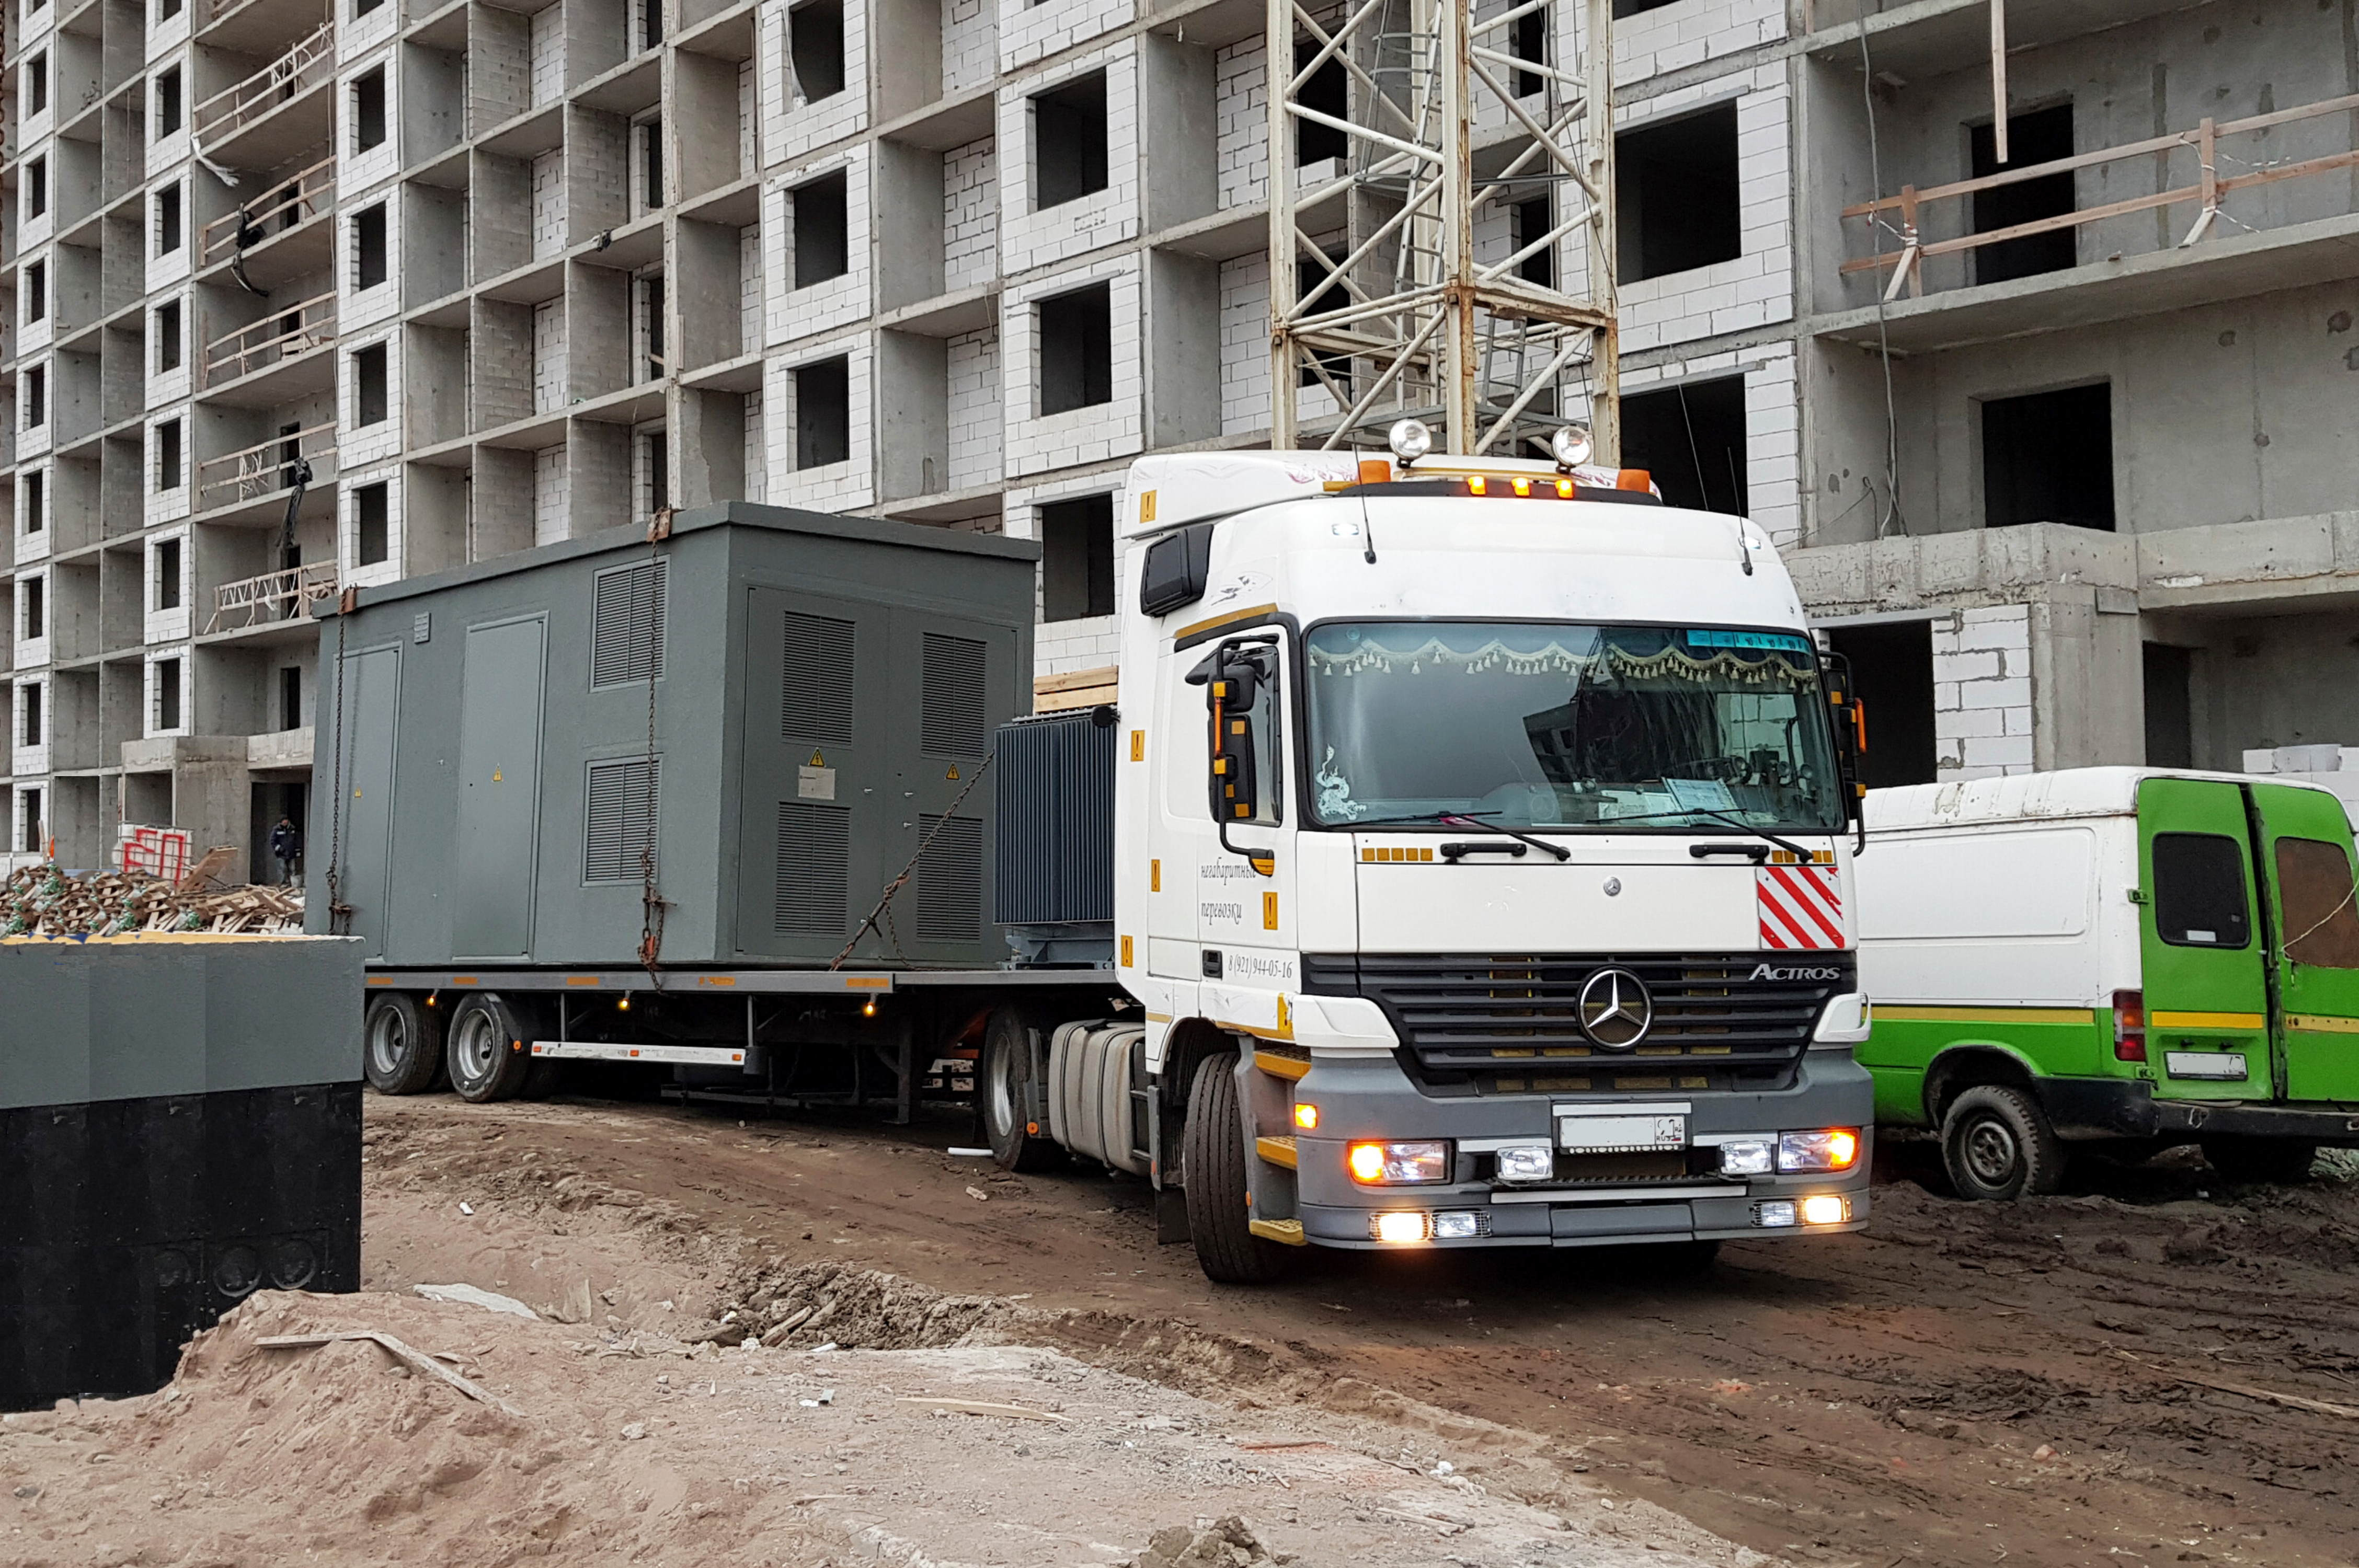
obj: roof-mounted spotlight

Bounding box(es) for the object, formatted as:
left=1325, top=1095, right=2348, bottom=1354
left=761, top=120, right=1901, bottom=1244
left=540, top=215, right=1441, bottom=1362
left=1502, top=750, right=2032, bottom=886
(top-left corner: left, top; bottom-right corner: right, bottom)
left=1387, top=418, right=1433, bottom=468
left=1549, top=424, right=1593, bottom=472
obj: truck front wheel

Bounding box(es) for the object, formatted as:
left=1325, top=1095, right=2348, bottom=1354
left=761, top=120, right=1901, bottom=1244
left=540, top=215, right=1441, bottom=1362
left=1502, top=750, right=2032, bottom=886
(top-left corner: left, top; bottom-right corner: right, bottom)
left=363, top=993, right=442, bottom=1096
left=446, top=993, right=534, bottom=1103
left=1941, top=1085, right=2066, bottom=1201
left=980, top=1008, right=1061, bottom=1171
left=1182, top=1052, right=1290, bottom=1285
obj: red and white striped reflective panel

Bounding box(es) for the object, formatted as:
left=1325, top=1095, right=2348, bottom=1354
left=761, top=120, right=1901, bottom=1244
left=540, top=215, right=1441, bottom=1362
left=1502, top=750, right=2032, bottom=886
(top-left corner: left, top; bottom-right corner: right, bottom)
left=1758, top=864, right=1846, bottom=950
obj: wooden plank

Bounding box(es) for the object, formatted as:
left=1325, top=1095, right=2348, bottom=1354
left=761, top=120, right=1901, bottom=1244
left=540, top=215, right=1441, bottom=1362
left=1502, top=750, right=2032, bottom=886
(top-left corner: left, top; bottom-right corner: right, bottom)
left=1034, top=665, right=1119, bottom=694
left=258, top=1331, right=524, bottom=1416
left=895, top=1396, right=1069, bottom=1422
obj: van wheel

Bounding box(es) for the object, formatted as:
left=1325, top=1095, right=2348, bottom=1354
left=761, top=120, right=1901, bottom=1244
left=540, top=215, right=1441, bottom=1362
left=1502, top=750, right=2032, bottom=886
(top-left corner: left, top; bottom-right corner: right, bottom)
left=1941, top=1085, right=2066, bottom=1201
left=446, top=993, right=534, bottom=1103
left=2202, top=1136, right=2318, bottom=1184
left=980, top=1008, right=1061, bottom=1172
left=1182, top=1052, right=1290, bottom=1285
left=363, top=993, right=442, bottom=1096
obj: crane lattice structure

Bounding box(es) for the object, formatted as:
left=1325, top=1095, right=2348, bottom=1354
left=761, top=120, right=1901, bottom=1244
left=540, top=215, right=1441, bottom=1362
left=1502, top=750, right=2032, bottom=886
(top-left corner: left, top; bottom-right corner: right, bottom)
left=1265, top=0, right=1618, bottom=460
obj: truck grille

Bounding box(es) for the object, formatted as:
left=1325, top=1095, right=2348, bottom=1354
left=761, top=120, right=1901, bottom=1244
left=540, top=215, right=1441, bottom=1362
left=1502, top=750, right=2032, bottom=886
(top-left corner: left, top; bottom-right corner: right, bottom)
left=1300, top=952, right=1852, bottom=1097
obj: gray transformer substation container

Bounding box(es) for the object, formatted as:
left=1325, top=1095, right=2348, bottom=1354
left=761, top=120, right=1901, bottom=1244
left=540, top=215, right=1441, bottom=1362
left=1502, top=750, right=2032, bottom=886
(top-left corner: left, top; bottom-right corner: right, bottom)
left=306, top=503, right=1039, bottom=969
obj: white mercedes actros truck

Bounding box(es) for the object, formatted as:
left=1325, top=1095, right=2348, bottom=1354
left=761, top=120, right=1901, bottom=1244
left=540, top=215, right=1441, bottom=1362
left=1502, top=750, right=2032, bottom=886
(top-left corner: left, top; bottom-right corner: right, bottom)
left=978, top=425, right=1877, bottom=1281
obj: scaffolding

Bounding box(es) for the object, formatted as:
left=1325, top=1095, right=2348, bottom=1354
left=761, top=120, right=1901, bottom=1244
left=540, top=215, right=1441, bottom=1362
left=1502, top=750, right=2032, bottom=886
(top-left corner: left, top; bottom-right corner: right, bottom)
left=1265, top=0, right=1618, bottom=459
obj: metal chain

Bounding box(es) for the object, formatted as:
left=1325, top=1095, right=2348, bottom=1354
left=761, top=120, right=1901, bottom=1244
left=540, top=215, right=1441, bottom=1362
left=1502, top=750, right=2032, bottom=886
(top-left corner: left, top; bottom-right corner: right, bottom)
left=323, top=601, right=353, bottom=934
left=830, top=752, right=994, bottom=971
left=637, top=512, right=673, bottom=983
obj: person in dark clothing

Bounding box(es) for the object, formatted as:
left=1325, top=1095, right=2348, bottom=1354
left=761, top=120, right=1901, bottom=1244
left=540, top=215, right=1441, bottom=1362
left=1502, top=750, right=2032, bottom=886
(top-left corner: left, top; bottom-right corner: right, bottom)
left=269, top=816, right=301, bottom=885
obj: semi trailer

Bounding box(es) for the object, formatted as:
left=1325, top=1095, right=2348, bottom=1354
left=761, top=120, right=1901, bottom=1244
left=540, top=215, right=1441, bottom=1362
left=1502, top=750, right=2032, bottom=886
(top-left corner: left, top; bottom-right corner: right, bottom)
left=324, top=432, right=1877, bottom=1283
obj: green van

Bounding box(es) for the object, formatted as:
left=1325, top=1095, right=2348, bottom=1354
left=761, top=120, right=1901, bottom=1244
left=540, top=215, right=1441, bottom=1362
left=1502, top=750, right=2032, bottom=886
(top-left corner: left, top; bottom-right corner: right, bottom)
left=1852, top=767, right=2359, bottom=1198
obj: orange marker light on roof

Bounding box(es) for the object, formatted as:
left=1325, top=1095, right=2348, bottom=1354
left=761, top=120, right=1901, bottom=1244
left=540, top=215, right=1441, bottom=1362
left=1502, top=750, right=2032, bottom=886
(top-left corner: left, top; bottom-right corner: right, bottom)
left=1617, top=468, right=1653, bottom=492
left=1466, top=476, right=1486, bottom=495
left=1511, top=477, right=1531, bottom=497
left=1555, top=478, right=1573, bottom=498
left=1356, top=457, right=1391, bottom=485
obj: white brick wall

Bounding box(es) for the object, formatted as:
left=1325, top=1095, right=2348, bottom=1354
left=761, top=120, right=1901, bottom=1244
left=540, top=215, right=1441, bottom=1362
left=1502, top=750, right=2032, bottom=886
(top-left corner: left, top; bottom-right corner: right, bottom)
left=529, top=6, right=565, bottom=106
left=534, top=446, right=569, bottom=543
left=342, top=464, right=403, bottom=584
left=946, top=324, right=1001, bottom=490
left=942, top=138, right=998, bottom=294
left=1933, top=606, right=2036, bottom=779
left=340, top=329, right=403, bottom=469
left=533, top=299, right=568, bottom=413
left=764, top=336, right=876, bottom=511
left=740, top=223, right=764, bottom=351
left=1611, top=0, right=1784, bottom=84
left=1218, top=252, right=1269, bottom=436
left=1214, top=39, right=1266, bottom=209
left=763, top=0, right=869, bottom=166
left=1614, top=70, right=1793, bottom=354
left=742, top=388, right=768, bottom=502
left=763, top=147, right=874, bottom=346
left=1001, top=256, right=1143, bottom=478
left=337, top=43, right=402, bottom=201
left=943, top=0, right=995, bottom=94
left=995, top=0, right=1131, bottom=73
left=532, top=150, right=566, bottom=259
left=1616, top=340, right=1803, bottom=549
left=142, top=410, right=190, bottom=528
left=995, top=46, right=1140, bottom=275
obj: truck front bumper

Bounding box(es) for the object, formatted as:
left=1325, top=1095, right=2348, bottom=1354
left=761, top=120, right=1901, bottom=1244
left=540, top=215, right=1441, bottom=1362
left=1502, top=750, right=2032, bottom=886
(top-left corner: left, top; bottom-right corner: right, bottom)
left=1281, top=1050, right=1875, bottom=1250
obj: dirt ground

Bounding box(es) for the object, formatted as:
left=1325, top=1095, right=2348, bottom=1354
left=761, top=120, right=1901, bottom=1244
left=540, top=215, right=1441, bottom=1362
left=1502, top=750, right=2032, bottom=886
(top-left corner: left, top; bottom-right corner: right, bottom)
left=11, top=1090, right=2359, bottom=1566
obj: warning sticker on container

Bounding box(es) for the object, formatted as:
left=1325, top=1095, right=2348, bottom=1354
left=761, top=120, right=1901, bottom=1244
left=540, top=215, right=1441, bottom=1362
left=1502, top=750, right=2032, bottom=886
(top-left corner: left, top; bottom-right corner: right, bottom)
left=797, top=766, right=837, bottom=801
left=1758, top=864, right=1845, bottom=950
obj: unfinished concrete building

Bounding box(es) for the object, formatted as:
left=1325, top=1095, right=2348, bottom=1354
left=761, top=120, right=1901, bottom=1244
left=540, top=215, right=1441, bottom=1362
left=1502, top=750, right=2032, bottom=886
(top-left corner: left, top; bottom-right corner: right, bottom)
left=3, top=0, right=2355, bottom=871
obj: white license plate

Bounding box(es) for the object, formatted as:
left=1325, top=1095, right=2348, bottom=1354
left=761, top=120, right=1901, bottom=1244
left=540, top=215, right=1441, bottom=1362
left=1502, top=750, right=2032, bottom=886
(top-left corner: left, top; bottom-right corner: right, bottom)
left=2165, top=1051, right=2248, bottom=1081
left=1558, top=1113, right=1688, bottom=1152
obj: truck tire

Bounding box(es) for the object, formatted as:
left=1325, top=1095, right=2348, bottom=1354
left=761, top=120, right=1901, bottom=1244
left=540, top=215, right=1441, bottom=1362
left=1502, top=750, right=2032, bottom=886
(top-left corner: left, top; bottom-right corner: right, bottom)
left=1940, top=1085, right=2066, bottom=1201
left=1182, top=1052, right=1290, bottom=1285
left=363, top=993, right=442, bottom=1096
left=981, top=1008, right=1062, bottom=1171
left=2202, top=1136, right=2318, bottom=1184
left=446, top=993, right=534, bottom=1103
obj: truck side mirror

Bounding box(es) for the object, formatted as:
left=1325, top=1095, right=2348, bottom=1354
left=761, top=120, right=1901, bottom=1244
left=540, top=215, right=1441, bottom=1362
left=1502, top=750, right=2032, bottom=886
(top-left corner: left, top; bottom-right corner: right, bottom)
left=1188, top=644, right=1269, bottom=825
left=1821, top=651, right=1868, bottom=851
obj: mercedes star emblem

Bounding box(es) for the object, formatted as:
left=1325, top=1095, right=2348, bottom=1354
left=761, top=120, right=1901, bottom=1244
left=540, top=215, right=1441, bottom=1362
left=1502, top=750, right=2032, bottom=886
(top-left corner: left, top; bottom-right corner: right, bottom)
left=1577, top=967, right=1653, bottom=1050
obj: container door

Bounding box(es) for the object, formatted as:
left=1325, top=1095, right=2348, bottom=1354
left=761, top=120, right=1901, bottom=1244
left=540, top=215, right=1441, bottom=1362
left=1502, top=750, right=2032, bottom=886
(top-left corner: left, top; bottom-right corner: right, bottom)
left=323, top=643, right=399, bottom=961
left=2249, top=782, right=2359, bottom=1102
left=2136, top=777, right=2271, bottom=1101
left=451, top=617, right=545, bottom=961
left=736, top=588, right=891, bottom=961
left=885, top=609, right=1020, bottom=966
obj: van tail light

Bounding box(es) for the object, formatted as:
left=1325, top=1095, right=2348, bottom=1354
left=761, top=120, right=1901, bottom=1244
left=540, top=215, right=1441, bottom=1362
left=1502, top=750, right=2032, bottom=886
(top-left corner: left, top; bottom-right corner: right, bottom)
left=2113, top=989, right=2146, bottom=1062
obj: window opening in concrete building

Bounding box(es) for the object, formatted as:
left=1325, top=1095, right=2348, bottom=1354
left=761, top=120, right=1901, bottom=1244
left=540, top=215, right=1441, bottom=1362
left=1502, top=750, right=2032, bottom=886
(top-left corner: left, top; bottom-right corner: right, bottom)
left=26, top=260, right=45, bottom=323
left=1621, top=374, right=1745, bottom=515
left=1294, top=39, right=1346, bottom=164
left=154, top=659, right=182, bottom=733
left=1511, top=195, right=1553, bottom=287
left=156, top=65, right=181, bottom=135
left=353, top=67, right=386, bottom=152
left=790, top=0, right=845, bottom=102
left=27, top=52, right=46, bottom=117
left=157, top=0, right=179, bottom=16
left=24, top=470, right=43, bottom=534
left=356, top=481, right=390, bottom=565
left=1296, top=256, right=1350, bottom=390
left=19, top=787, right=41, bottom=852
left=280, top=667, right=302, bottom=731
left=1612, top=0, right=1680, bottom=14
left=1037, top=283, right=1111, bottom=414
left=156, top=182, right=183, bottom=255
left=1033, top=72, right=1108, bottom=208
left=156, top=419, right=182, bottom=491
left=1822, top=620, right=1937, bottom=788
left=642, top=117, right=664, bottom=209
left=21, top=686, right=42, bottom=746
left=1982, top=382, right=2112, bottom=531
left=355, top=0, right=383, bottom=15
left=26, top=157, right=45, bottom=220
left=353, top=341, right=388, bottom=424
left=2144, top=642, right=2194, bottom=768
left=26, top=365, right=45, bottom=428
left=1510, top=10, right=1544, bottom=97
left=1969, top=104, right=2075, bottom=285
left=795, top=357, right=851, bottom=467
left=155, top=537, right=182, bottom=610
left=354, top=202, right=388, bottom=288
left=643, top=428, right=668, bottom=513
left=641, top=0, right=663, bottom=49
left=1617, top=102, right=1739, bottom=283
left=156, top=299, right=181, bottom=370
left=637, top=275, right=665, bottom=379
left=1041, top=493, right=1115, bottom=621
left=793, top=171, right=849, bottom=286
left=22, top=575, right=43, bottom=639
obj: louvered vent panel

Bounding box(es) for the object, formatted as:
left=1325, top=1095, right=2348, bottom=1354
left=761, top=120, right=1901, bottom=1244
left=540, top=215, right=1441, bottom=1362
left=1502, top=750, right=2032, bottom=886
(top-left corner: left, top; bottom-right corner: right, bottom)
left=781, top=612, right=857, bottom=743
left=915, top=814, right=982, bottom=943
left=590, top=559, right=667, bottom=688
left=774, top=801, right=851, bottom=936
left=583, top=759, right=658, bottom=883
left=921, top=633, right=988, bottom=756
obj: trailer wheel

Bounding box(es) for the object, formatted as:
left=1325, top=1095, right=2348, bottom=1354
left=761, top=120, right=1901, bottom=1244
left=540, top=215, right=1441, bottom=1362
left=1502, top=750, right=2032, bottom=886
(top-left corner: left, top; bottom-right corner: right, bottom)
left=1182, top=1052, right=1290, bottom=1285
left=446, top=993, right=534, bottom=1103
left=363, top=993, right=442, bottom=1096
left=2201, top=1136, right=2318, bottom=1185
left=980, top=1007, right=1062, bottom=1171
left=1940, top=1085, right=2065, bottom=1201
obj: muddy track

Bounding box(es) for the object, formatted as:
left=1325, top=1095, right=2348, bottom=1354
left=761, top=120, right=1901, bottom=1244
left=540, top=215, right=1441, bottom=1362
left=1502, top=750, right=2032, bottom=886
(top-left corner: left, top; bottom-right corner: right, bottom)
left=365, top=1094, right=2359, bottom=1567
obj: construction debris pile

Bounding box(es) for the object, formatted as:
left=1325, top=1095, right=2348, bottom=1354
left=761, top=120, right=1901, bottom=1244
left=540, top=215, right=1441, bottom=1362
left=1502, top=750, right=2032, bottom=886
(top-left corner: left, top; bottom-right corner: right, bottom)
left=0, top=863, right=304, bottom=937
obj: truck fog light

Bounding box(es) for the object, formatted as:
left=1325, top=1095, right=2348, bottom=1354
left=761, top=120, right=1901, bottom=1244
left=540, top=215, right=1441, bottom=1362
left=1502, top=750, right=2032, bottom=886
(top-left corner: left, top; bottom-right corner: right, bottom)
left=1494, top=1145, right=1553, bottom=1183
left=1777, top=1128, right=1861, bottom=1173
left=1801, top=1194, right=1850, bottom=1226
left=1371, top=1211, right=1430, bottom=1243
left=1716, top=1139, right=1774, bottom=1176
left=1432, top=1210, right=1490, bottom=1240
left=1347, top=1140, right=1450, bottom=1185
left=1754, top=1201, right=1798, bottom=1228
left=1293, top=1102, right=1320, bottom=1131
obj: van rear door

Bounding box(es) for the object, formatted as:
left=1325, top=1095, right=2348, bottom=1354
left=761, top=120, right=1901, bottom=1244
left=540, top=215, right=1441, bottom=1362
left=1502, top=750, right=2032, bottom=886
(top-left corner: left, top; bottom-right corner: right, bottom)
left=2249, top=782, right=2359, bottom=1102
left=2136, top=777, right=2272, bottom=1102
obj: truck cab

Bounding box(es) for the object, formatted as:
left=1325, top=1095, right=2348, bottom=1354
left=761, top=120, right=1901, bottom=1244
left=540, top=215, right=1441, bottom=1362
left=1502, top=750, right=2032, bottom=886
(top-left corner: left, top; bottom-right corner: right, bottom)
left=995, top=445, right=1878, bottom=1281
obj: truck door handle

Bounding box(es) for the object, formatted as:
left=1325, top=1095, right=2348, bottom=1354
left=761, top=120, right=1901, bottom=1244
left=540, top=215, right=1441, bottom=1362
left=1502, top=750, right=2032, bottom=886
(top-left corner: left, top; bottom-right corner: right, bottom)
left=1441, top=841, right=1526, bottom=860
left=1690, top=844, right=1770, bottom=862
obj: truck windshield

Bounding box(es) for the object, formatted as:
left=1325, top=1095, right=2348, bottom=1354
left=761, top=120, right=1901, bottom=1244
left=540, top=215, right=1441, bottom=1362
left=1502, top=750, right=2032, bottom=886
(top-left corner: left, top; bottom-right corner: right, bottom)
left=1304, top=621, right=1846, bottom=833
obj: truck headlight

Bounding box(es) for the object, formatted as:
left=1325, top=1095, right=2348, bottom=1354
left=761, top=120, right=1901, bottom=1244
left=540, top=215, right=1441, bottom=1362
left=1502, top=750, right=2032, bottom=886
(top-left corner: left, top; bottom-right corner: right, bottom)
left=1347, top=1140, right=1450, bottom=1185
left=1778, top=1128, right=1861, bottom=1173
left=1716, top=1138, right=1774, bottom=1176
left=1494, top=1145, right=1553, bottom=1183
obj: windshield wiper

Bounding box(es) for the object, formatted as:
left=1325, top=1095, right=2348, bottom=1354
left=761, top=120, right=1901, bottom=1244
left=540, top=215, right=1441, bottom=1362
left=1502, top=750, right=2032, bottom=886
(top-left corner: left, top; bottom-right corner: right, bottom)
left=1572, top=805, right=1817, bottom=859
left=1341, top=810, right=1571, bottom=862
